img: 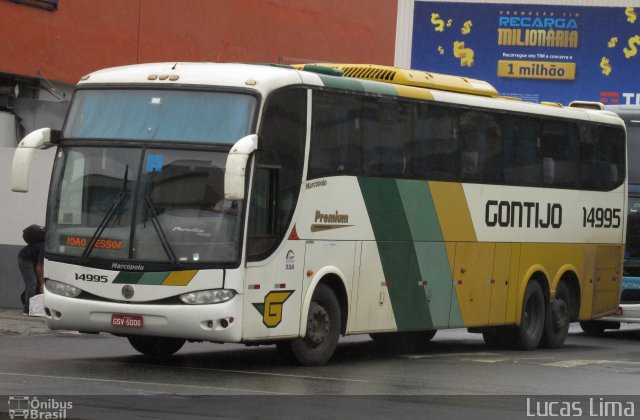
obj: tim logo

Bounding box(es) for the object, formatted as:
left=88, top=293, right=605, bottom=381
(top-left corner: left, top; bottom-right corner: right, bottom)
left=252, top=290, right=294, bottom=328
left=599, top=91, right=640, bottom=105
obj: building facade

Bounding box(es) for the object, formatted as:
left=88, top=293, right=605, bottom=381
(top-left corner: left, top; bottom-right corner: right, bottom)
left=0, top=0, right=397, bottom=308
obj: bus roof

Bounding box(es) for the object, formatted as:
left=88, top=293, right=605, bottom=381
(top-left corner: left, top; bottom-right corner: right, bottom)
left=78, top=62, right=624, bottom=127
left=78, top=62, right=310, bottom=93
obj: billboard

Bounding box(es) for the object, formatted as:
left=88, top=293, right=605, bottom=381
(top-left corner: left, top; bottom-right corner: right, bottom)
left=407, top=1, right=639, bottom=105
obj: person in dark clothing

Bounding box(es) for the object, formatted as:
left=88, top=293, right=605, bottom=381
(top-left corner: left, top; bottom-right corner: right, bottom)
left=18, top=224, right=45, bottom=316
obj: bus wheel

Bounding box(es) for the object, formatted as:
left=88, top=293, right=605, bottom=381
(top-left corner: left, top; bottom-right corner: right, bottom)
left=127, top=335, right=186, bottom=359
left=579, top=320, right=619, bottom=336
left=517, top=281, right=545, bottom=350
left=542, top=282, right=571, bottom=349
left=278, top=283, right=341, bottom=366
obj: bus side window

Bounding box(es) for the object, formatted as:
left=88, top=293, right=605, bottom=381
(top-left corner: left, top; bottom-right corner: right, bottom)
left=503, top=116, right=540, bottom=186
left=596, top=125, right=625, bottom=190
left=247, top=166, right=277, bottom=258
left=248, top=87, right=306, bottom=261
left=309, top=92, right=360, bottom=178
left=410, top=104, right=459, bottom=181
left=540, top=120, right=579, bottom=188
left=360, top=98, right=407, bottom=177
left=459, top=110, right=502, bottom=183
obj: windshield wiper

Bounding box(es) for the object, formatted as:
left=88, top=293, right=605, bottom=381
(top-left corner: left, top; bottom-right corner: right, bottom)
left=82, top=165, right=130, bottom=263
left=143, top=195, right=178, bottom=266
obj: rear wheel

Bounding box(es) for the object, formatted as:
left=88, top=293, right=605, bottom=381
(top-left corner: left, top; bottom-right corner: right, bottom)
left=542, top=282, right=571, bottom=349
left=127, top=336, right=186, bottom=359
left=277, top=283, right=341, bottom=366
left=517, top=281, right=546, bottom=350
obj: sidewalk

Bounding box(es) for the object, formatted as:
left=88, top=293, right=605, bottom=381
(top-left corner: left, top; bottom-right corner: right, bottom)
left=0, top=308, right=52, bottom=336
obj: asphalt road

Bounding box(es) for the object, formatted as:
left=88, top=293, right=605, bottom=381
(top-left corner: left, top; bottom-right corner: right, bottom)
left=1, top=324, right=639, bottom=419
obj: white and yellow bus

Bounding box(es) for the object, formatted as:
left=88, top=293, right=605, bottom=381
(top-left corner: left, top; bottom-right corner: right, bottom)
left=12, top=63, right=626, bottom=365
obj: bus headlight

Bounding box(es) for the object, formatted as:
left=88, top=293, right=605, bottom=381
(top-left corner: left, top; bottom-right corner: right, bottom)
left=46, top=279, right=82, bottom=298
left=180, top=289, right=236, bottom=305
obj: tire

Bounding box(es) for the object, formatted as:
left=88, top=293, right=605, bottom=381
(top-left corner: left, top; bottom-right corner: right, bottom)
left=278, top=283, right=341, bottom=366
left=517, top=280, right=546, bottom=350
left=127, top=335, right=186, bottom=359
left=579, top=320, right=619, bottom=336
left=542, top=282, right=571, bottom=349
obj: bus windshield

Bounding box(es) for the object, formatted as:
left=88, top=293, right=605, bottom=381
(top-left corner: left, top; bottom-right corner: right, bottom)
left=64, top=89, right=257, bottom=144
left=46, top=147, right=243, bottom=266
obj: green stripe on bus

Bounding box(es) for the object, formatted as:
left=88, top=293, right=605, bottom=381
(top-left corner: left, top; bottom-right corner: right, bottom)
left=113, top=272, right=144, bottom=284
left=396, top=180, right=460, bottom=328
left=138, top=272, right=169, bottom=285
left=358, top=177, right=433, bottom=331
left=396, top=181, right=443, bottom=242
left=112, top=271, right=184, bottom=286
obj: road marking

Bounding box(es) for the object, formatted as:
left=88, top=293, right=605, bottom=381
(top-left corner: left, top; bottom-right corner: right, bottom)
left=462, top=358, right=511, bottom=363
left=0, top=372, right=287, bottom=395
left=542, top=359, right=640, bottom=368
left=402, top=352, right=502, bottom=359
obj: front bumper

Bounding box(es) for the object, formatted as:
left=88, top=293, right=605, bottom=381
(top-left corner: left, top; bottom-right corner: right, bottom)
left=43, top=290, right=243, bottom=342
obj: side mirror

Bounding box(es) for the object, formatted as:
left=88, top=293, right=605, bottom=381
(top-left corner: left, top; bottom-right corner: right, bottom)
left=11, top=128, right=56, bottom=192
left=224, top=134, right=257, bottom=200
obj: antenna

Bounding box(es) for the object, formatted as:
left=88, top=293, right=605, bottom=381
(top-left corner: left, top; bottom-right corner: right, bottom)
left=171, top=62, right=178, bottom=70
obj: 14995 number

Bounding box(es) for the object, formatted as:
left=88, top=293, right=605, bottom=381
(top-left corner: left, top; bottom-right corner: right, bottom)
left=582, top=207, right=621, bottom=228
left=75, top=273, right=108, bottom=282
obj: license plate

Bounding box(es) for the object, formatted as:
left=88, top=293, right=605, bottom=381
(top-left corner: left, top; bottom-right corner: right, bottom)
left=111, top=314, right=144, bottom=328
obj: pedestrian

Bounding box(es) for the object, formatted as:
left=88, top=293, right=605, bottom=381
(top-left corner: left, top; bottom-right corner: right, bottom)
left=17, top=224, right=45, bottom=316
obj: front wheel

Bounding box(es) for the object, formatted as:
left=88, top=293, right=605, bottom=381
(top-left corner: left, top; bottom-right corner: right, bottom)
left=127, top=335, right=186, bottom=359
left=277, top=283, right=341, bottom=366
left=517, top=281, right=546, bottom=350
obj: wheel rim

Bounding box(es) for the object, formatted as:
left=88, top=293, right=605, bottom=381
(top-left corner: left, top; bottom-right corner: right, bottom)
left=305, top=301, right=331, bottom=348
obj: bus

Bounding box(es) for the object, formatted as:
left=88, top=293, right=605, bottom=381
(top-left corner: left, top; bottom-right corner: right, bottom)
left=581, top=105, right=639, bottom=334
left=11, top=63, right=626, bottom=365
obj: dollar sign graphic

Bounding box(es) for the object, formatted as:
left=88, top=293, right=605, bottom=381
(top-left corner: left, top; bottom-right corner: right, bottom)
left=438, top=46, right=445, bottom=55
left=600, top=57, right=612, bottom=76
left=626, top=7, right=637, bottom=23
left=607, top=37, right=618, bottom=48
left=453, top=41, right=474, bottom=67
left=431, top=13, right=445, bottom=32
left=461, top=20, right=472, bottom=35
left=623, top=35, right=640, bottom=59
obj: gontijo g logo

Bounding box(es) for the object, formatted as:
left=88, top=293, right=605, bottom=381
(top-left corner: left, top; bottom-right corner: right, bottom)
left=252, top=291, right=294, bottom=328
